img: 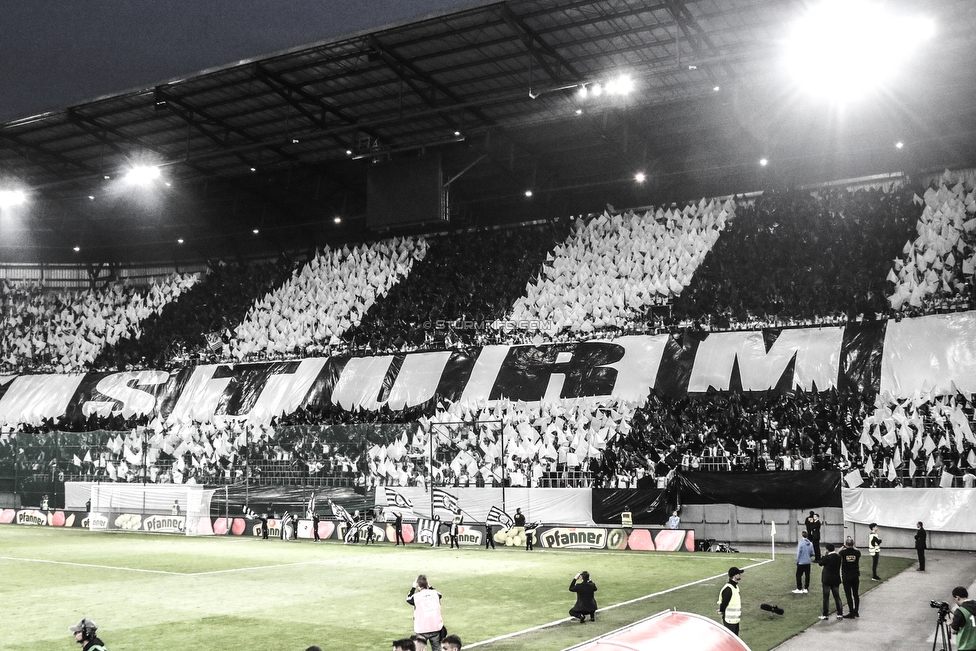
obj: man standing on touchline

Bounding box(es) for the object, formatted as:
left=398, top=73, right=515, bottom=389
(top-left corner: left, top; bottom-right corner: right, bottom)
left=793, top=530, right=814, bottom=594
left=818, top=542, right=844, bottom=620
left=915, top=521, right=927, bottom=571
left=868, top=522, right=882, bottom=580
left=717, top=566, right=744, bottom=636
left=840, top=536, right=862, bottom=618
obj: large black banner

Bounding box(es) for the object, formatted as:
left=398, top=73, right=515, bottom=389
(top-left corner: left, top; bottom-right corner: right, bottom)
left=2, top=311, right=975, bottom=427
left=591, top=488, right=669, bottom=525
left=674, top=470, right=843, bottom=509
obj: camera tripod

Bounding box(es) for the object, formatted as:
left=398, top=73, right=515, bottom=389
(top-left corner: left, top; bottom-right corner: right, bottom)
left=932, top=607, right=952, bottom=651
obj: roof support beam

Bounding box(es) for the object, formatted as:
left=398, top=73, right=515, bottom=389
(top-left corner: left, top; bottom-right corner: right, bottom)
left=499, top=4, right=585, bottom=86
left=665, top=0, right=737, bottom=81
left=254, top=65, right=376, bottom=150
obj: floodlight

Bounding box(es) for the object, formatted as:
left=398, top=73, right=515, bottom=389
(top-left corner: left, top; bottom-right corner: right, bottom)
left=606, top=75, right=634, bottom=95
left=578, top=85, right=588, bottom=98
left=252, top=229, right=260, bottom=234
left=759, top=158, right=769, bottom=167
left=524, top=189, right=533, bottom=197
left=73, top=246, right=80, bottom=252
left=123, top=165, right=161, bottom=186
left=591, top=83, right=603, bottom=97
left=177, top=238, right=184, bottom=244
left=634, top=172, right=646, bottom=183
left=895, top=141, right=904, bottom=149
left=0, top=189, right=27, bottom=208
left=333, top=216, right=342, bottom=224
left=575, top=109, right=583, bottom=115
left=782, top=0, right=935, bottom=100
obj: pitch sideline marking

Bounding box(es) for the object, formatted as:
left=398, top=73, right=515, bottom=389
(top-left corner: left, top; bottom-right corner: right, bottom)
left=187, top=547, right=440, bottom=575
left=0, top=555, right=184, bottom=575
left=0, top=546, right=440, bottom=576
left=464, top=558, right=773, bottom=649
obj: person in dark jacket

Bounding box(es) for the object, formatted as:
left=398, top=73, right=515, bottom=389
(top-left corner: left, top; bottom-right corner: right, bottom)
left=69, top=618, right=106, bottom=651
left=484, top=521, right=495, bottom=549
left=915, top=521, right=927, bottom=571
left=569, top=571, right=598, bottom=623
left=394, top=511, right=406, bottom=546
left=840, top=536, right=862, bottom=618
left=804, top=511, right=823, bottom=562
left=818, top=542, right=844, bottom=620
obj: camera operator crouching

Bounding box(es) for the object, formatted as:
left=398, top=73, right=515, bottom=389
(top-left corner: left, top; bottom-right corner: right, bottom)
left=951, top=586, right=976, bottom=651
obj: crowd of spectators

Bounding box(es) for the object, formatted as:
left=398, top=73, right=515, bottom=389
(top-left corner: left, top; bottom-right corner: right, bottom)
left=888, top=173, right=976, bottom=314
left=94, top=258, right=295, bottom=370
left=509, top=200, right=731, bottom=337
left=671, top=185, right=920, bottom=329
left=5, top=175, right=976, bottom=491
left=341, top=222, right=571, bottom=351
left=0, top=273, right=198, bottom=374
left=229, top=237, right=428, bottom=360
left=6, top=387, right=975, bottom=489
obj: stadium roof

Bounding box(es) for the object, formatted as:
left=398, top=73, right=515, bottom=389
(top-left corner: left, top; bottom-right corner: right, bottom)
left=2, top=0, right=975, bottom=265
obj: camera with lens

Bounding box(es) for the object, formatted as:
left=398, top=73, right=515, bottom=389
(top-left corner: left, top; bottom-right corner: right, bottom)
left=930, top=600, right=950, bottom=614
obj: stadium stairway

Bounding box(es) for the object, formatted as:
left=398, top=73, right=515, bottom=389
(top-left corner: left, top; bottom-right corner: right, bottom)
left=770, top=546, right=976, bottom=651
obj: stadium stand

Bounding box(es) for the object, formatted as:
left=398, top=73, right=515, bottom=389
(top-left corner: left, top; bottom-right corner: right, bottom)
left=230, top=236, right=428, bottom=360
left=93, top=257, right=295, bottom=370
left=508, top=200, right=731, bottom=338
left=4, top=178, right=976, bottom=493
left=0, top=273, right=198, bottom=374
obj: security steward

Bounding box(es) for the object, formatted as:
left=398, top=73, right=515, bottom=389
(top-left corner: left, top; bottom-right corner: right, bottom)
left=717, top=567, right=744, bottom=636
left=952, top=586, right=976, bottom=651
left=70, top=618, right=106, bottom=651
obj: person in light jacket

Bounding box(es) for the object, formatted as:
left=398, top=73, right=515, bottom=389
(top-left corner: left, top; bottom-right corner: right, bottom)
left=407, top=574, right=444, bottom=651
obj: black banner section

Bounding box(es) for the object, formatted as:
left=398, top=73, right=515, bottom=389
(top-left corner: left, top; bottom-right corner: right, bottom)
left=674, top=470, right=842, bottom=509
left=219, top=484, right=373, bottom=517
left=654, top=330, right=704, bottom=397
left=839, top=321, right=886, bottom=396
left=591, top=488, right=669, bottom=525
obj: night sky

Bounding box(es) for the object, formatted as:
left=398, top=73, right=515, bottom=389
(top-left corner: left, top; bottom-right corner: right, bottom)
left=0, top=0, right=486, bottom=123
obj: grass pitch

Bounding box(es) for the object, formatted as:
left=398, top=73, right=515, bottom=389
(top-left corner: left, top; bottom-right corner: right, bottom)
left=0, top=528, right=912, bottom=651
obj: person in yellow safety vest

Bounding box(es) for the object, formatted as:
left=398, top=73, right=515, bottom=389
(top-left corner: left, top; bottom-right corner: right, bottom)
left=717, top=566, right=744, bottom=636
left=868, top=522, right=882, bottom=580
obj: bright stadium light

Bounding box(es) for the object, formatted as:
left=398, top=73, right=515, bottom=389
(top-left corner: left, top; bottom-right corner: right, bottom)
left=634, top=172, right=646, bottom=183
left=123, top=165, right=161, bottom=186
left=0, top=189, right=27, bottom=208
left=605, top=74, right=634, bottom=95
left=782, top=0, right=935, bottom=100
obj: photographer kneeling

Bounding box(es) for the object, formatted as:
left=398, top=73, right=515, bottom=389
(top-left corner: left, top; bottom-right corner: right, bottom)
left=951, top=586, right=976, bottom=651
